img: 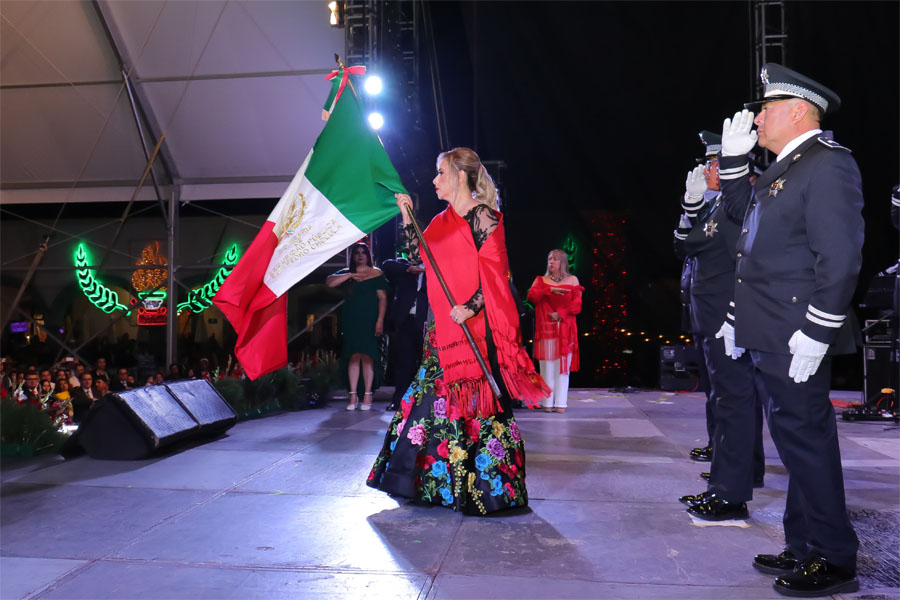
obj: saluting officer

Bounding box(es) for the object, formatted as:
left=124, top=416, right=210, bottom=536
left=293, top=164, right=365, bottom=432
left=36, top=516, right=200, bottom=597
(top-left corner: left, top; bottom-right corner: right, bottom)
left=716, top=63, right=862, bottom=597
left=673, top=133, right=719, bottom=466
left=675, top=131, right=765, bottom=521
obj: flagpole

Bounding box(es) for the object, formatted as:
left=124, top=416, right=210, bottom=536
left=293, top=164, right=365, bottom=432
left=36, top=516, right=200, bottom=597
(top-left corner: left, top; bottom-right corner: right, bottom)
left=403, top=205, right=502, bottom=400
left=332, top=55, right=501, bottom=400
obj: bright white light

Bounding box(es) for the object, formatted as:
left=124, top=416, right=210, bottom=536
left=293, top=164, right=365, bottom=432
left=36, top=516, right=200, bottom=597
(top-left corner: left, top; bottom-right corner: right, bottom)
left=328, top=2, right=338, bottom=25
left=368, top=112, right=384, bottom=130
left=364, top=75, right=383, bottom=95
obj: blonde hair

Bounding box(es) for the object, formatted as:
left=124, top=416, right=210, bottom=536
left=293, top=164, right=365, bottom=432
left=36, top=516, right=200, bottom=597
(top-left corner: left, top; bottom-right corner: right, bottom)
left=544, top=249, right=571, bottom=278
left=437, top=147, right=498, bottom=210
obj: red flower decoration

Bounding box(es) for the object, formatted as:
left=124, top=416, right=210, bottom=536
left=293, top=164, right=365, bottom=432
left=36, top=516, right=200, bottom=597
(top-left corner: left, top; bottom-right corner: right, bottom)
left=437, top=439, right=449, bottom=458
left=466, top=418, right=482, bottom=442
left=504, top=482, right=516, bottom=498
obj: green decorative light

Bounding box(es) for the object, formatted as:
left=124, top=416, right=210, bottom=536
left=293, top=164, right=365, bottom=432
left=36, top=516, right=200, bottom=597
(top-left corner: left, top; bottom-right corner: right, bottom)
left=176, top=244, right=240, bottom=314
left=562, top=235, right=579, bottom=273
left=74, top=244, right=131, bottom=314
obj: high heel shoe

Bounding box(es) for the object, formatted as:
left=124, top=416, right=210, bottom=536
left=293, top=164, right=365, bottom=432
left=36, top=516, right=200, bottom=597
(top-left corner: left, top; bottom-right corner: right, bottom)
left=360, top=392, right=373, bottom=411
left=346, top=392, right=358, bottom=411
left=554, top=407, right=566, bottom=413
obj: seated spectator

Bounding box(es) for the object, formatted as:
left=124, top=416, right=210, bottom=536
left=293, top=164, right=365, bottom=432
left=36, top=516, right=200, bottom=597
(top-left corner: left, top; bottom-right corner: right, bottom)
left=166, top=363, right=185, bottom=381
left=70, top=364, right=85, bottom=388
left=93, top=357, right=110, bottom=383
left=50, top=377, right=74, bottom=424
left=94, top=378, right=109, bottom=399
left=144, top=375, right=156, bottom=387
left=110, top=368, right=132, bottom=392
left=154, top=371, right=165, bottom=385
left=15, top=372, right=42, bottom=406
left=39, top=380, right=54, bottom=404
left=70, top=372, right=98, bottom=423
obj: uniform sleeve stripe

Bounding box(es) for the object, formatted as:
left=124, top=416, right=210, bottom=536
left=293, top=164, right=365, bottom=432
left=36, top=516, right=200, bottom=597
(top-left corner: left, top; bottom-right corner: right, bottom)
left=726, top=312, right=735, bottom=321
left=807, top=314, right=842, bottom=328
left=892, top=197, right=900, bottom=207
left=719, top=165, right=748, bottom=175
left=729, top=301, right=735, bottom=308
left=674, top=232, right=687, bottom=240
left=719, top=165, right=749, bottom=180
left=808, top=305, right=846, bottom=321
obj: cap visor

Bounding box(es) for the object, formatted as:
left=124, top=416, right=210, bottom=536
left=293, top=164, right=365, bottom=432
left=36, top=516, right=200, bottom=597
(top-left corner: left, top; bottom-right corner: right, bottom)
left=744, top=94, right=797, bottom=111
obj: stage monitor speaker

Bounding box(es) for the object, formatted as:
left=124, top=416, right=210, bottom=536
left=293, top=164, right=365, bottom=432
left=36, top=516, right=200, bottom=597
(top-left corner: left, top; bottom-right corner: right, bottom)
left=863, top=344, right=899, bottom=403
left=77, top=385, right=200, bottom=460
left=165, top=379, right=237, bottom=436
left=659, top=345, right=702, bottom=391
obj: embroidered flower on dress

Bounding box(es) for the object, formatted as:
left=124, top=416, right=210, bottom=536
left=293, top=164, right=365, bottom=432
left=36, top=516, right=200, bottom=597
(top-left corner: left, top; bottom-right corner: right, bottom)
left=449, top=445, right=467, bottom=464
left=437, top=439, right=449, bottom=458
left=407, top=423, right=426, bottom=446
left=433, top=397, right=447, bottom=419
left=509, top=421, right=521, bottom=443
left=431, top=461, right=448, bottom=478
left=492, top=421, right=506, bottom=439
left=487, top=438, right=506, bottom=460
left=475, top=453, right=492, bottom=472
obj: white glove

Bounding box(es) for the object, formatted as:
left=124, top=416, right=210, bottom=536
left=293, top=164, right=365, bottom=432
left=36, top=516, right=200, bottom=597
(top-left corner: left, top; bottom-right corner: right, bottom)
left=715, top=321, right=745, bottom=359
left=682, top=165, right=707, bottom=213
left=685, top=165, right=707, bottom=199
left=788, top=330, right=828, bottom=383
left=721, top=109, right=759, bottom=156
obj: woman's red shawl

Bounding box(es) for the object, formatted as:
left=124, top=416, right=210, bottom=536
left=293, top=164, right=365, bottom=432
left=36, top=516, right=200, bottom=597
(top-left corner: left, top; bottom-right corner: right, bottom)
left=423, top=206, right=549, bottom=419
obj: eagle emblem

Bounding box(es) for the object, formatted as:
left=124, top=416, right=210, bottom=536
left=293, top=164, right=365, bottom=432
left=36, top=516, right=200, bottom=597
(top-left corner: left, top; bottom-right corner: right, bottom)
left=282, top=193, right=307, bottom=238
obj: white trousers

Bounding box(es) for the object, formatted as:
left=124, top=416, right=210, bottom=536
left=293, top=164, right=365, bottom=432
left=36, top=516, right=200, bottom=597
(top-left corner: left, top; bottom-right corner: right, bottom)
left=539, top=354, right=571, bottom=409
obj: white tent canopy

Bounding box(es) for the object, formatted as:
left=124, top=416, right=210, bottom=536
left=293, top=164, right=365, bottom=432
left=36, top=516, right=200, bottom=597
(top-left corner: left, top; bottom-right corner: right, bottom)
left=1, top=0, right=345, bottom=205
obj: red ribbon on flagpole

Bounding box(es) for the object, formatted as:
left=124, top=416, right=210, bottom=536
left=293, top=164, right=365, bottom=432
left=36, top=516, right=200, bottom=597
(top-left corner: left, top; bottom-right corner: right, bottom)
left=325, top=65, right=366, bottom=106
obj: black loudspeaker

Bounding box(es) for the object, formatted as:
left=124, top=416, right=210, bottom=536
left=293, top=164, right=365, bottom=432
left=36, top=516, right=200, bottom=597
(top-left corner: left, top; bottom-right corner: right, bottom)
left=75, top=380, right=237, bottom=460
left=863, top=345, right=899, bottom=403
left=165, top=379, right=237, bottom=436
left=659, top=345, right=703, bottom=392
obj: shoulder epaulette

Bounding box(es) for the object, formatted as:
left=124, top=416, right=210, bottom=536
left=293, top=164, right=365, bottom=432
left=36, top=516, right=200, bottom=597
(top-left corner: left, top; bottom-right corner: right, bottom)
left=817, top=137, right=851, bottom=152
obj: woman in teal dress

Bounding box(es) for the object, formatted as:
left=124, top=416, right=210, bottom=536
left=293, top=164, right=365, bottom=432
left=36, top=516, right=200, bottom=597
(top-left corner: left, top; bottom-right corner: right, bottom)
left=326, top=243, right=388, bottom=410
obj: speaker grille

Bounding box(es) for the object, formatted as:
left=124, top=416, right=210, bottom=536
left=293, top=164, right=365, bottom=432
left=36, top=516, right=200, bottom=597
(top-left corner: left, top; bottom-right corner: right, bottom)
left=117, top=386, right=200, bottom=443
left=166, top=379, right=237, bottom=432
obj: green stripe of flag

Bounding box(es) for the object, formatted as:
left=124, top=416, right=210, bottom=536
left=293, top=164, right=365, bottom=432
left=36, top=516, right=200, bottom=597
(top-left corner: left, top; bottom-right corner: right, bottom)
left=305, top=86, right=407, bottom=232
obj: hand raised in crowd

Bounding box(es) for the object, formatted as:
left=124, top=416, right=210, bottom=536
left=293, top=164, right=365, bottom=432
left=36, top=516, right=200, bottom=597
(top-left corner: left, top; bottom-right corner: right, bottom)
left=721, top=109, right=758, bottom=156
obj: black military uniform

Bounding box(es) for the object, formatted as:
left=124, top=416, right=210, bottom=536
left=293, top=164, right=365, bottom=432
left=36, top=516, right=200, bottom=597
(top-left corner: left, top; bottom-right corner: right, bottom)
left=719, top=64, right=862, bottom=597
left=676, top=132, right=765, bottom=520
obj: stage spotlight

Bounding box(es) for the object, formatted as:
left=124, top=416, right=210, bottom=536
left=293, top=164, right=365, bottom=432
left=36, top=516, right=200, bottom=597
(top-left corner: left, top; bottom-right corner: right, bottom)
left=364, top=75, right=383, bottom=95
left=328, top=1, right=344, bottom=27
left=368, top=112, right=384, bottom=130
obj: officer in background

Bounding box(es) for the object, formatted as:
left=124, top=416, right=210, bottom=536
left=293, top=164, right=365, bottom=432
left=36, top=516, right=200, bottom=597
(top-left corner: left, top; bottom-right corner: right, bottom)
left=673, top=133, right=718, bottom=467
left=381, top=255, right=428, bottom=412
left=716, top=63, right=862, bottom=597
left=674, top=131, right=765, bottom=520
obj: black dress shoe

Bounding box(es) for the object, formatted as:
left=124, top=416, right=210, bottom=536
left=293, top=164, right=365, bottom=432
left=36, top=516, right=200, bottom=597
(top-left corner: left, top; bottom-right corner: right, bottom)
left=700, top=472, right=710, bottom=481
left=753, top=549, right=799, bottom=575
left=773, top=556, right=858, bottom=597
left=678, top=490, right=713, bottom=506
left=690, top=445, right=712, bottom=462
left=686, top=497, right=749, bottom=521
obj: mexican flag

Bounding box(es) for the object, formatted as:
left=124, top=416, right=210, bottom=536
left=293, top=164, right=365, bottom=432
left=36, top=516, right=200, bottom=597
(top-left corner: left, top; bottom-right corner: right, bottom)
left=214, top=67, right=407, bottom=380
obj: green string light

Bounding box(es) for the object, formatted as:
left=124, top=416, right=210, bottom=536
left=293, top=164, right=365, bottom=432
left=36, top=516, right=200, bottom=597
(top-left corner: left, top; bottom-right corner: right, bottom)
left=176, top=244, right=240, bottom=314
left=74, top=244, right=131, bottom=314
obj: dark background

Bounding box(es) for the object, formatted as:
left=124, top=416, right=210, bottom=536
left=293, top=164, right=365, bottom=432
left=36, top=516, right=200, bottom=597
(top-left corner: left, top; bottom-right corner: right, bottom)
left=377, top=1, right=899, bottom=389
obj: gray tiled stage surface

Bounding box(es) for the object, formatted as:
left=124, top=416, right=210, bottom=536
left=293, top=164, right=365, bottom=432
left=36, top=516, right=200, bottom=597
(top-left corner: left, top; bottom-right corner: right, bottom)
left=2, top=389, right=897, bottom=600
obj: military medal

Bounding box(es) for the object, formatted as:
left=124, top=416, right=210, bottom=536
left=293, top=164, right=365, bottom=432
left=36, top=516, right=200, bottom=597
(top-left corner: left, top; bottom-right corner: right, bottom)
left=769, top=177, right=786, bottom=197
left=704, top=219, right=718, bottom=237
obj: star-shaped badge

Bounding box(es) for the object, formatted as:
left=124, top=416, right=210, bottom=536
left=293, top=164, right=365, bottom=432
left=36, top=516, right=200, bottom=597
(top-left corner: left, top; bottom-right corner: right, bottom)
left=769, top=177, right=786, bottom=197
left=760, top=67, right=769, bottom=85
left=704, top=219, right=718, bottom=237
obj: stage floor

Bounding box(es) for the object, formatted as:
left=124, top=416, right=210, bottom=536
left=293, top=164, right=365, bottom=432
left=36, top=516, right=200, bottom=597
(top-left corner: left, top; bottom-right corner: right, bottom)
left=2, top=388, right=898, bottom=600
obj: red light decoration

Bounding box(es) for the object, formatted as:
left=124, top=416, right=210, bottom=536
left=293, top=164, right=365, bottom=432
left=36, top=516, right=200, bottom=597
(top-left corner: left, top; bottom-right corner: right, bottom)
left=585, top=212, right=627, bottom=384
